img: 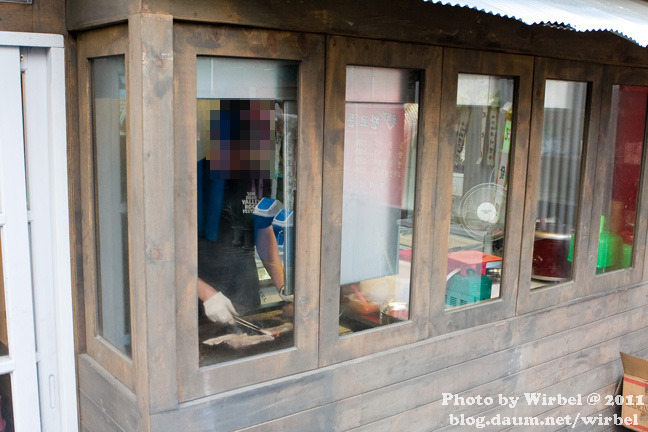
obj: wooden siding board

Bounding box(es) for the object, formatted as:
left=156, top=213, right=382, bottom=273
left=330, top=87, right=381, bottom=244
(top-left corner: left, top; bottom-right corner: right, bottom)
left=231, top=402, right=364, bottom=432
left=467, top=365, right=625, bottom=431
left=79, top=393, right=127, bottom=432
left=352, top=348, right=648, bottom=432
left=0, top=0, right=64, bottom=34
left=517, top=383, right=620, bottom=431
left=149, top=283, right=648, bottom=431
left=448, top=347, right=648, bottom=430
left=617, top=287, right=648, bottom=315
left=0, top=3, right=33, bottom=32
left=602, top=426, right=628, bottom=432
left=574, top=403, right=631, bottom=432
left=238, top=313, right=648, bottom=432
left=32, top=0, right=66, bottom=34
left=424, top=327, right=646, bottom=423
left=66, top=0, right=135, bottom=31
left=78, top=354, right=142, bottom=432
left=490, top=346, right=647, bottom=432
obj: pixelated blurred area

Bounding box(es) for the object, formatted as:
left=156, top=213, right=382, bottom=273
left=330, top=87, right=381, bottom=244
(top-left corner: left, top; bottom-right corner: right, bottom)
left=198, top=99, right=276, bottom=179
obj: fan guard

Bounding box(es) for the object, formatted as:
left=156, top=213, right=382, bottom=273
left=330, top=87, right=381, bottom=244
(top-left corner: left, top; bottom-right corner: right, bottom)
left=458, top=182, right=507, bottom=241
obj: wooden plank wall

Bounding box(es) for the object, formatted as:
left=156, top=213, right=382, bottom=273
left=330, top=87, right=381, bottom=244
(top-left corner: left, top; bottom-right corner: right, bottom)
left=78, top=355, right=142, bottom=432
left=65, top=0, right=648, bottom=67
left=66, top=0, right=134, bottom=31
left=150, top=0, right=648, bottom=68
left=145, top=282, right=648, bottom=431
left=65, top=3, right=648, bottom=432
left=0, top=0, right=65, bottom=34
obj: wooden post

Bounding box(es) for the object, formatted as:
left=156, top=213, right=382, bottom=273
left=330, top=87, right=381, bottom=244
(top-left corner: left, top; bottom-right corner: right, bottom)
left=128, top=13, right=178, bottom=427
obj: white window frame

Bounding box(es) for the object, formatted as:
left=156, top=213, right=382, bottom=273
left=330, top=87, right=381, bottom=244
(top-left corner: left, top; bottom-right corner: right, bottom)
left=0, top=31, right=78, bottom=432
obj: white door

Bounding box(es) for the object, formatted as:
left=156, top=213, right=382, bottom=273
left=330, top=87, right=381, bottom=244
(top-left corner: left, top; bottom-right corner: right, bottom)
left=0, top=33, right=78, bottom=432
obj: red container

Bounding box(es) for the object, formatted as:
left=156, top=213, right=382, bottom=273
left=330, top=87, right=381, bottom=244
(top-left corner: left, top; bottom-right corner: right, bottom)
left=532, top=230, right=572, bottom=281
left=447, top=250, right=502, bottom=276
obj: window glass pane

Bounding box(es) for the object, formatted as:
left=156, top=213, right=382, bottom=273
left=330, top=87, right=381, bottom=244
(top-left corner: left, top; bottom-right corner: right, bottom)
left=338, top=66, right=420, bottom=334
left=531, top=80, right=587, bottom=288
left=196, top=57, right=298, bottom=365
left=597, top=85, right=648, bottom=274
left=91, top=56, right=130, bottom=356
left=445, top=74, right=514, bottom=309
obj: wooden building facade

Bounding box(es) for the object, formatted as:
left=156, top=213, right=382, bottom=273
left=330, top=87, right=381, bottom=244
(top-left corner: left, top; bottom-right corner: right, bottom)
left=1, top=0, right=648, bottom=431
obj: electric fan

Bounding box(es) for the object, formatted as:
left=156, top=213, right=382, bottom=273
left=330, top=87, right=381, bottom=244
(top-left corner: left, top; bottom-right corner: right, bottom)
left=458, top=182, right=507, bottom=252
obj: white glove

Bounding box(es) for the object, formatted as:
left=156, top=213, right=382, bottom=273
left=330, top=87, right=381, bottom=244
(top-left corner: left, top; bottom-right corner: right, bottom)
left=204, top=292, right=239, bottom=325
left=278, top=285, right=294, bottom=303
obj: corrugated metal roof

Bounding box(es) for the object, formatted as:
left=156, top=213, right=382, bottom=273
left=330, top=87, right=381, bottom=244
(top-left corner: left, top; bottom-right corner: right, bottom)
left=424, top=0, right=648, bottom=47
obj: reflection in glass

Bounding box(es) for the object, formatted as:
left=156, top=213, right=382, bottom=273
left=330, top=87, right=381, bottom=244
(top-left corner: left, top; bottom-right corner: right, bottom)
left=91, top=56, right=130, bottom=356
left=0, top=374, right=14, bottom=432
left=531, top=80, right=587, bottom=288
left=445, top=74, right=514, bottom=309
left=338, top=66, right=420, bottom=334
left=597, top=85, right=648, bottom=274
left=0, top=234, right=8, bottom=356
left=196, top=57, right=298, bottom=365
left=21, top=72, right=31, bottom=212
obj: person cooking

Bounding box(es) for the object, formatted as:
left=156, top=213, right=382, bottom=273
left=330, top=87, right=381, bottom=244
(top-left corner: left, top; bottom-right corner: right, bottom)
left=197, top=209, right=288, bottom=325
left=196, top=100, right=294, bottom=326
left=196, top=174, right=291, bottom=326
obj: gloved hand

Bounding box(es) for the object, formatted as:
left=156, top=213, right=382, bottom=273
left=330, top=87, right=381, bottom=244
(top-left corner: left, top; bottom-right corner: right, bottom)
left=203, top=291, right=239, bottom=325
left=278, top=285, right=294, bottom=303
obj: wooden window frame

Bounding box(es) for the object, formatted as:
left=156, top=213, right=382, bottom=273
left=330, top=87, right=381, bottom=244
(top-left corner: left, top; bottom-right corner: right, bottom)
left=318, top=36, right=441, bottom=366
left=430, top=48, right=533, bottom=333
left=516, top=58, right=603, bottom=314
left=77, top=25, right=134, bottom=390
left=586, top=65, right=648, bottom=291
left=173, top=23, right=325, bottom=400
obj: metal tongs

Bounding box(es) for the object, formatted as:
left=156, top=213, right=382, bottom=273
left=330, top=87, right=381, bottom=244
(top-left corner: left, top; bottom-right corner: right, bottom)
left=234, top=316, right=274, bottom=337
